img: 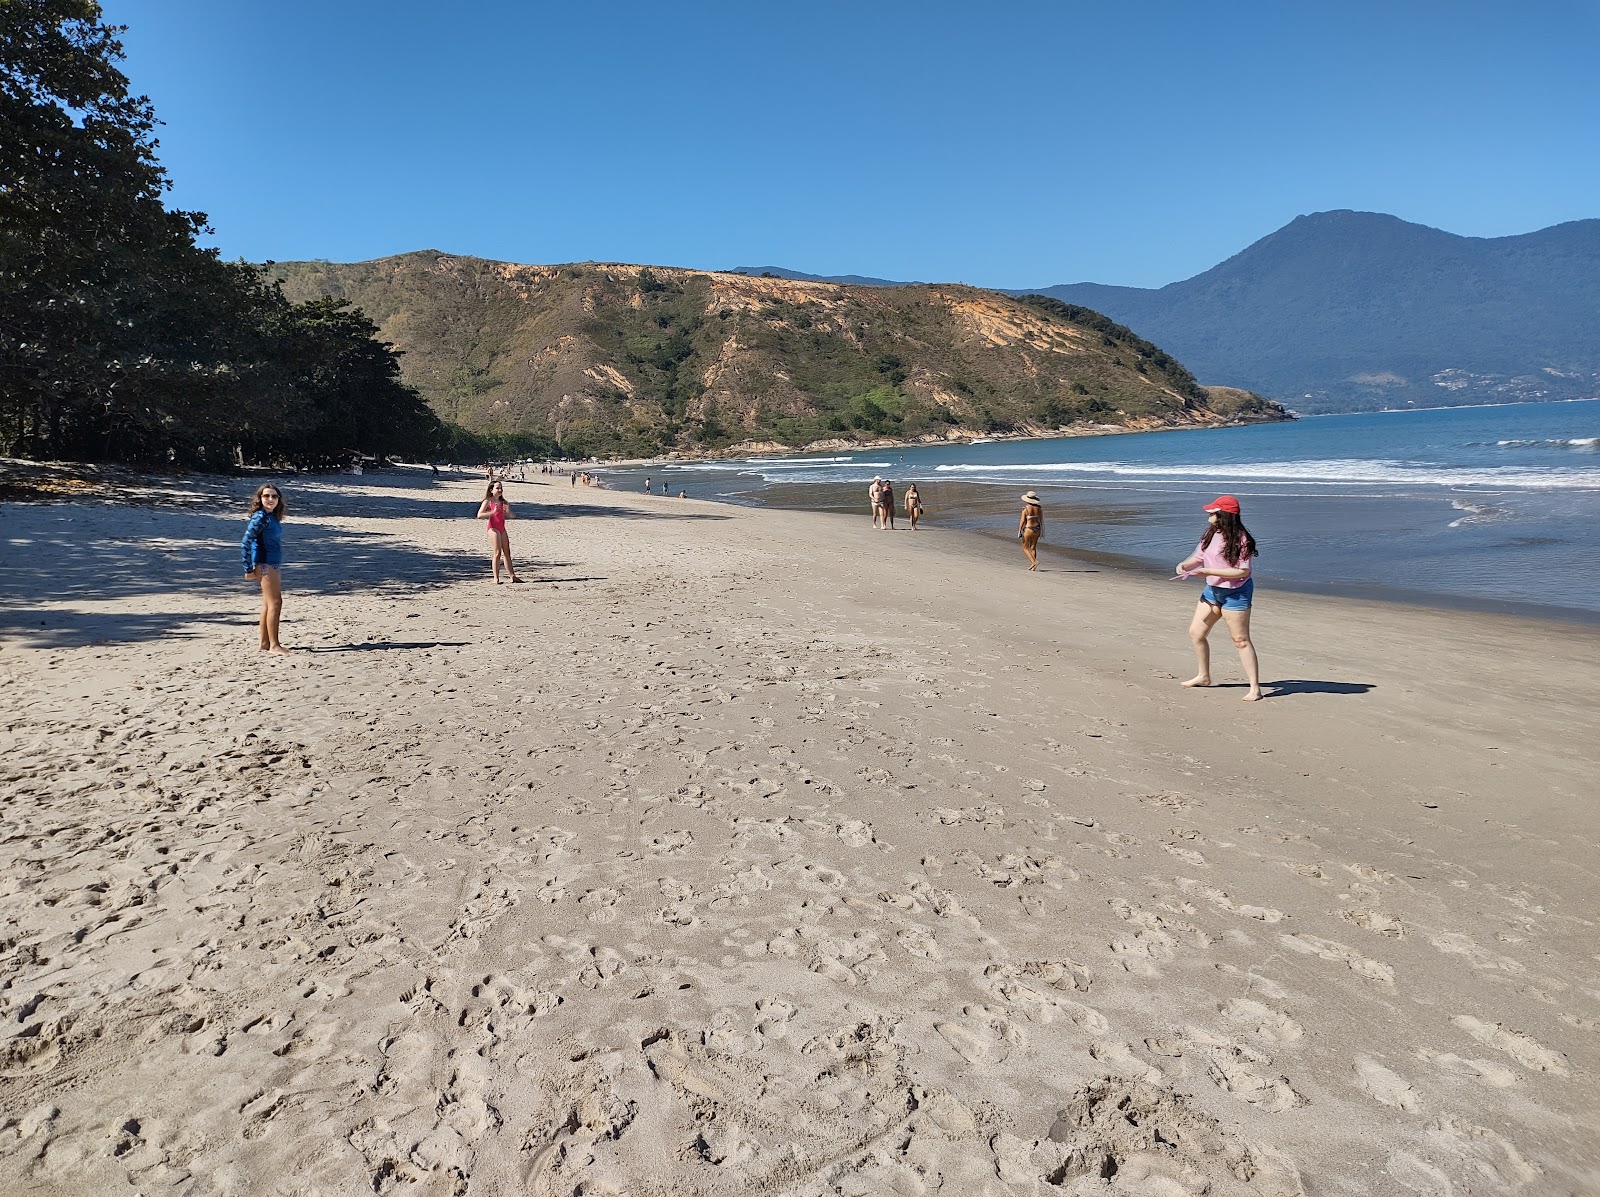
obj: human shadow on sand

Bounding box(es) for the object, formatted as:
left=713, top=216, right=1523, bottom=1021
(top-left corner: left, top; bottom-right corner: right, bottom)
left=1267, top=679, right=1376, bottom=698
left=307, top=640, right=470, bottom=653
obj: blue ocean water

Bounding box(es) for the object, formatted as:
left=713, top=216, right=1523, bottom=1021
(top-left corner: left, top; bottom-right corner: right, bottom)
left=615, top=400, right=1600, bottom=621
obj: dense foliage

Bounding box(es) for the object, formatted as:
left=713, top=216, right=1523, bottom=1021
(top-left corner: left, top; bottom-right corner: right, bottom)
left=0, top=0, right=446, bottom=465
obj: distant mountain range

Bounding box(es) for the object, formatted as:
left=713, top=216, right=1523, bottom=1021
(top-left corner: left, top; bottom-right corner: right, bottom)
left=736, top=211, right=1600, bottom=413
left=271, top=257, right=1285, bottom=457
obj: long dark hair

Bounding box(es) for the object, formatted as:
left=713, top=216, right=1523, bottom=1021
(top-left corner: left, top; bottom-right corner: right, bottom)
left=483, top=480, right=506, bottom=502
left=1200, top=511, right=1256, bottom=565
left=249, top=484, right=286, bottom=521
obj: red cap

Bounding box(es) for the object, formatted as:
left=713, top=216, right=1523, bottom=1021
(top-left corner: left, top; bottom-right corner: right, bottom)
left=1203, top=495, right=1241, bottom=515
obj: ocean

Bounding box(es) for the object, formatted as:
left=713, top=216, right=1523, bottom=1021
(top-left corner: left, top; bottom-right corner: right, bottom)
left=608, top=400, right=1600, bottom=622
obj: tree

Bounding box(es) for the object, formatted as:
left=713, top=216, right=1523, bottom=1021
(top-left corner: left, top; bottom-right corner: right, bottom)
left=0, top=0, right=241, bottom=458
left=253, top=296, right=441, bottom=465
left=0, top=2, right=447, bottom=466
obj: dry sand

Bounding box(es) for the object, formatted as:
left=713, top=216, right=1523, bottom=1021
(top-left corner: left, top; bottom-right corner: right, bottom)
left=1, top=467, right=1597, bottom=1196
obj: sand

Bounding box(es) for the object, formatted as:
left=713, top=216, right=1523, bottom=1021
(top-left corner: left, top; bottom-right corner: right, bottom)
left=1, top=466, right=1597, bottom=1196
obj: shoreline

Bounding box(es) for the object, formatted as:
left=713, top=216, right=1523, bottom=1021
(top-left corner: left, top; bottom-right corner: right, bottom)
left=3, top=468, right=1599, bottom=1194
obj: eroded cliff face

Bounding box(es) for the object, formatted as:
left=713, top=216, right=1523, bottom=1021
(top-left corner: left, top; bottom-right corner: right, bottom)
left=274, top=254, right=1287, bottom=454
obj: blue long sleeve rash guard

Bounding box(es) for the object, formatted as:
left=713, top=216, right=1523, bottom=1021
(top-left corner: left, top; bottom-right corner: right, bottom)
left=241, top=510, right=284, bottom=571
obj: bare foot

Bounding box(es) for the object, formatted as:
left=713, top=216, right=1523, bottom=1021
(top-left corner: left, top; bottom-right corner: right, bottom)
left=1242, top=689, right=1263, bottom=702
left=1180, top=676, right=1212, bottom=688
left=266, top=646, right=291, bottom=655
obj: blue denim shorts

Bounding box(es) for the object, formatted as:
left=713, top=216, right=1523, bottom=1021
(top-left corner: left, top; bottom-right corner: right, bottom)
left=1201, top=578, right=1253, bottom=610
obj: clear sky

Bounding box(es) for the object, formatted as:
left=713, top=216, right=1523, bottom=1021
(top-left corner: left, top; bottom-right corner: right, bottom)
left=101, top=0, right=1598, bottom=289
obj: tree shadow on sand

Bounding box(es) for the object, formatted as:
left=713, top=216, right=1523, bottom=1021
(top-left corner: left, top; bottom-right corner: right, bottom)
left=0, top=503, right=596, bottom=649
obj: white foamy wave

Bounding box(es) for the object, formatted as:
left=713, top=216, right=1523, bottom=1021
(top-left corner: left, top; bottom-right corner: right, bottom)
left=1493, top=437, right=1599, bottom=449
left=1447, top=498, right=1504, bottom=528
left=666, top=459, right=896, bottom=478
left=930, top=457, right=1600, bottom=490
left=747, top=456, right=855, bottom=463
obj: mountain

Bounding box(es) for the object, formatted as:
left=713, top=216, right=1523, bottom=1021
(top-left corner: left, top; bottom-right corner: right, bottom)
left=1027, top=211, right=1600, bottom=412
left=730, top=267, right=912, bottom=287
left=270, top=255, right=1286, bottom=457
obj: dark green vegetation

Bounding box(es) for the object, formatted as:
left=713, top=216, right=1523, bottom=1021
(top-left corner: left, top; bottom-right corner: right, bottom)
left=0, top=0, right=451, bottom=467
left=1030, top=211, right=1600, bottom=413
left=275, top=255, right=1287, bottom=457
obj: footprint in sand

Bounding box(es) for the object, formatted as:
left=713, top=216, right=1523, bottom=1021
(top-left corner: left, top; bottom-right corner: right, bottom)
left=1353, top=1055, right=1420, bottom=1110
left=1415, top=1049, right=1519, bottom=1088
left=1219, top=997, right=1304, bottom=1046
left=1088, top=1040, right=1163, bottom=1084
left=1338, top=908, right=1406, bottom=938
left=1177, top=877, right=1286, bottom=922
left=1206, top=1048, right=1306, bottom=1112
left=1279, top=932, right=1395, bottom=988
left=753, top=998, right=797, bottom=1042
left=934, top=1005, right=1024, bottom=1064
left=983, top=967, right=1108, bottom=1032
left=1450, top=1015, right=1568, bottom=1075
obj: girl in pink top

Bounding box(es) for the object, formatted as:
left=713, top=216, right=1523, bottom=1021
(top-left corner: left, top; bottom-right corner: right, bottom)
left=475, top=480, right=522, bottom=584
left=1174, top=495, right=1261, bottom=701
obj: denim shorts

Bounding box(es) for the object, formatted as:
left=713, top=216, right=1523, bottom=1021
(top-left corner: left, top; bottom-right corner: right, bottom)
left=1201, top=578, right=1253, bottom=610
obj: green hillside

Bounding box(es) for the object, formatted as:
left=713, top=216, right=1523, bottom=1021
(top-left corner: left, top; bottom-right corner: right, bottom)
left=273, top=254, right=1287, bottom=456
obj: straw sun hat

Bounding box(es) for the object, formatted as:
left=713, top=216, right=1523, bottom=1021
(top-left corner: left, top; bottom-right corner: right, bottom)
left=1022, top=491, right=1042, bottom=504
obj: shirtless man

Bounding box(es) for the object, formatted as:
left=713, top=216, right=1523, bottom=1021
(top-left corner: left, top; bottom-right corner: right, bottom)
left=869, top=477, right=883, bottom=528
left=1018, top=491, right=1043, bottom=570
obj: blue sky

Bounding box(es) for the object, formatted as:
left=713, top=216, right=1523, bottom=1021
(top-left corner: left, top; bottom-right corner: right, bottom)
left=103, top=0, right=1598, bottom=289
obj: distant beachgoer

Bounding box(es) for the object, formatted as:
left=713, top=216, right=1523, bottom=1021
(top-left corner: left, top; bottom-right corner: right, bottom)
left=476, top=480, right=522, bottom=584
left=1174, top=495, right=1261, bottom=701
left=905, top=483, right=923, bottom=531
left=570, top=471, right=577, bottom=486
left=241, top=483, right=289, bottom=653
left=1018, top=492, right=1043, bottom=570
left=644, top=476, right=652, bottom=493
left=879, top=479, right=896, bottom=530
left=678, top=489, right=687, bottom=498
left=869, top=477, right=883, bottom=528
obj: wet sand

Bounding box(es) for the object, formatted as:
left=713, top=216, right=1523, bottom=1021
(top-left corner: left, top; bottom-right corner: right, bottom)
left=1, top=466, right=1597, bottom=1195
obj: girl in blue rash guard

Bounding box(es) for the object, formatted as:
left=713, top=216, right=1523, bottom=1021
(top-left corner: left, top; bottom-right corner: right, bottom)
left=241, top=483, right=289, bottom=653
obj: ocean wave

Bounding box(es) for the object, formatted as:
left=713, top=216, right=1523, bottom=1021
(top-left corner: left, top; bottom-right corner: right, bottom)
left=665, top=460, right=895, bottom=475
left=746, top=456, right=856, bottom=463
left=929, top=458, right=1600, bottom=490
left=1492, top=437, right=1599, bottom=449
left=1447, top=498, right=1505, bottom=528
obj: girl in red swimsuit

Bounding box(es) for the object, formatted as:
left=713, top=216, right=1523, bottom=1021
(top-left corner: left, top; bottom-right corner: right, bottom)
left=475, top=480, right=522, bottom=584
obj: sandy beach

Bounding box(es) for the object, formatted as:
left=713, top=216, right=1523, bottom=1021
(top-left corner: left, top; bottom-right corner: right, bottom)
left=1, top=467, right=1597, bottom=1197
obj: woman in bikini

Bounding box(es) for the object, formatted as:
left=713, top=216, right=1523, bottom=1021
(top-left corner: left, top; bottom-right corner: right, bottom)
left=241, top=483, right=289, bottom=653
left=1018, top=491, right=1043, bottom=569
left=905, top=483, right=923, bottom=531
left=1174, top=495, right=1262, bottom=701
left=475, top=480, right=522, bottom=584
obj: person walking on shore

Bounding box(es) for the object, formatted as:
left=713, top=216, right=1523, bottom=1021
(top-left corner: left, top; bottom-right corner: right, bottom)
left=869, top=477, right=884, bottom=528
left=879, top=479, right=896, bottom=530
left=1174, top=495, right=1262, bottom=701
left=905, top=483, right=923, bottom=531
left=241, top=483, right=289, bottom=653
left=476, top=480, right=522, bottom=584
left=1018, top=491, right=1043, bottom=569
